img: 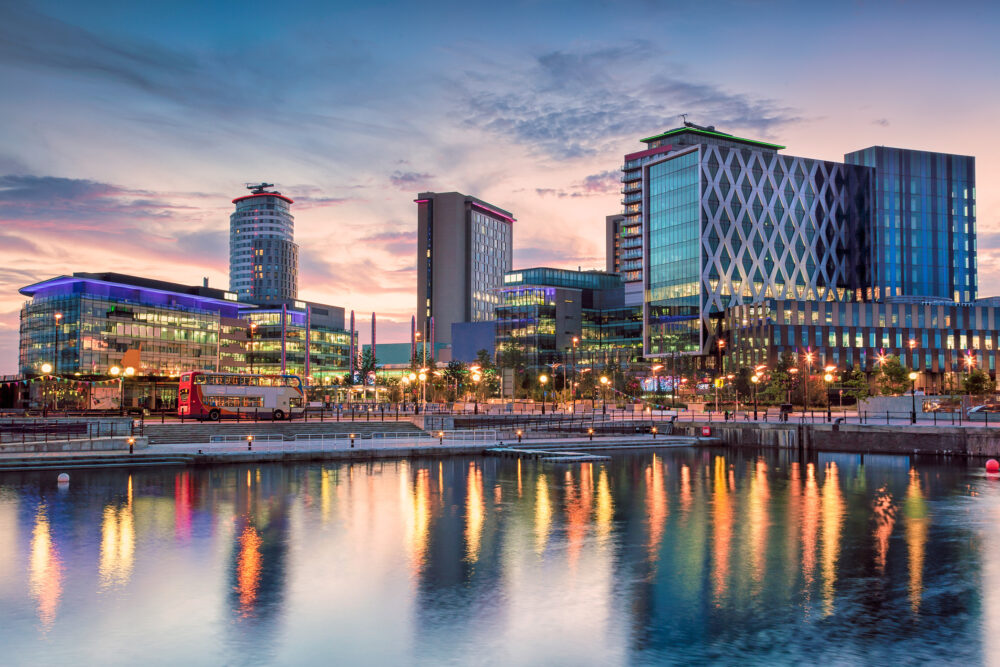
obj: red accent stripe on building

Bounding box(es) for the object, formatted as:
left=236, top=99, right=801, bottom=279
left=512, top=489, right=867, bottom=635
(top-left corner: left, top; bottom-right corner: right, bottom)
left=624, top=144, right=673, bottom=162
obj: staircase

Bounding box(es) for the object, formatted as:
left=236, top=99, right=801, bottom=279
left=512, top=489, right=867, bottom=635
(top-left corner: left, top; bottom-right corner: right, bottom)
left=143, top=420, right=426, bottom=445
left=0, top=453, right=196, bottom=471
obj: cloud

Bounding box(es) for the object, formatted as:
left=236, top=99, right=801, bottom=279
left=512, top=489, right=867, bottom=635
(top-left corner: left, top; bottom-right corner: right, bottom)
left=873, top=118, right=890, bottom=126
left=535, top=170, right=620, bottom=198
left=390, top=171, right=435, bottom=190
left=459, top=42, right=802, bottom=158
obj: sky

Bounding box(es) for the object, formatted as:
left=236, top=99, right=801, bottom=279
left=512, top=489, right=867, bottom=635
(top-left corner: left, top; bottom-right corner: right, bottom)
left=1, top=0, right=999, bottom=374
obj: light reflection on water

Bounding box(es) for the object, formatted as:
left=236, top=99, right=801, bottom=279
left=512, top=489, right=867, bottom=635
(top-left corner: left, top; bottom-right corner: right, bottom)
left=0, top=448, right=994, bottom=665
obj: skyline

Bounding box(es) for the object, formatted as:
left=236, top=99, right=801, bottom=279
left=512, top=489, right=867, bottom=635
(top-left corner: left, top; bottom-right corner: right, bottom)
left=2, top=0, right=999, bottom=374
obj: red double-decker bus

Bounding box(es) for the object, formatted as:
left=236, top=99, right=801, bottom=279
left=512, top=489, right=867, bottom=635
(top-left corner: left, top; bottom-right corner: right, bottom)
left=178, top=371, right=305, bottom=421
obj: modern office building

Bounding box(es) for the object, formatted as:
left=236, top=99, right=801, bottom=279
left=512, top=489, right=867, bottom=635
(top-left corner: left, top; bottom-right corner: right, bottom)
left=623, top=121, right=977, bottom=377
left=845, top=146, right=977, bottom=302
left=723, top=297, right=1000, bottom=392
left=494, top=267, right=641, bottom=369
left=230, top=183, right=299, bottom=305
left=241, top=300, right=355, bottom=386
left=415, top=191, right=514, bottom=346
left=19, top=272, right=243, bottom=378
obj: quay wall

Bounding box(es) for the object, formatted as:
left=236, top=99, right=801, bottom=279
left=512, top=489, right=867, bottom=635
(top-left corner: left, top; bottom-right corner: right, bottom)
left=677, top=421, right=1000, bottom=456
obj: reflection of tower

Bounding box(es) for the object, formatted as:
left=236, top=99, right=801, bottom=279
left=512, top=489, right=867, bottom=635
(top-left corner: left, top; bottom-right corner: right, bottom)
left=226, top=465, right=292, bottom=648
left=412, top=459, right=507, bottom=651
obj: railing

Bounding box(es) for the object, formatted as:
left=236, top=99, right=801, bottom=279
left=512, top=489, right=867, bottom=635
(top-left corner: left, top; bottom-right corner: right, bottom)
left=0, top=418, right=139, bottom=443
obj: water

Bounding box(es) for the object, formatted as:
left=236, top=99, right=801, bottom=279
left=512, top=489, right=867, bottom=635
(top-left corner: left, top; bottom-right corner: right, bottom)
left=0, top=448, right=995, bottom=665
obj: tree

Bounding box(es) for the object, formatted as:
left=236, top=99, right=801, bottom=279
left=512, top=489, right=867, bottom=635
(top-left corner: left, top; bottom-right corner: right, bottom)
left=876, top=355, right=911, bottom=396
left=760, top=351, right=796, bottom=404
left=841, top=367, right=870, bottom=402
left=359, top=348, right=380, bottom=378
left=965, top=369, right=995, bottom=396
left=444, top=360, right=468, bottom=400
left=734, top=367, right=753, bottom=400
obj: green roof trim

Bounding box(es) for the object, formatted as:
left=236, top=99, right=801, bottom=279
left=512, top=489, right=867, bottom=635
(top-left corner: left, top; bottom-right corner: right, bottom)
left=640, top=127, right=785, bottom=150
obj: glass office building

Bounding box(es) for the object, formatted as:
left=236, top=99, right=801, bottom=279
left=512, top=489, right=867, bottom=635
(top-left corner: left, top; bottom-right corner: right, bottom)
left=845, top=146, right=976, bottom=302
left=637, top=124, right=871, bottom=364
left=724, top=297, right=1000, bottom=392
left=495, top=268, right=641, bottom=369
left=242, top=301, right=355, bottom=386
left=19, top=273, right=243, bottom=378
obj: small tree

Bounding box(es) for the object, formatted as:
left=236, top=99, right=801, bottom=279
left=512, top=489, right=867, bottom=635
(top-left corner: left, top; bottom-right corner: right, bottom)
left=841, top=367, right=870, bottom=402
left=876, top=355, right=911, bottom=396
left=965, top=369, right=995, bottom=396
left=359, top=348, right=380, bottom=379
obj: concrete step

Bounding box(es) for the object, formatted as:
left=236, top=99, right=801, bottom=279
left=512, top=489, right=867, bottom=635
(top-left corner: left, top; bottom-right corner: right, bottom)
left=143, top=421, right=425, bottom=444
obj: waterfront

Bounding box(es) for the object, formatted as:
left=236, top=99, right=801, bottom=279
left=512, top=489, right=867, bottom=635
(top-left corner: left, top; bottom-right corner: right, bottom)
left=0, top=448, right=994, bottom=665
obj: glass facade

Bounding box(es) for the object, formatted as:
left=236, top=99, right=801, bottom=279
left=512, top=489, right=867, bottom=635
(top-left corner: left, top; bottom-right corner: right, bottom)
left=845, top=147, right=976, bottom=302
left=18, top=276, right=238, bottom=377
left=470, top=209, right=510, bottom=321
left=243, top=308, right=354, bottom=383
left=645, top=150, right=702, bottom=357
left=724, top=299, right=999, bottom=390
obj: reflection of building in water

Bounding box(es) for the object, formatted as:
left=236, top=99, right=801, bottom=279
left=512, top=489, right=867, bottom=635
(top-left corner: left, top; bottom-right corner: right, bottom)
left=29, top=504, right=62, bottom=631
left=225, top=465, right=292, bottom=646
left=821, top=462, right=844, bottom=616
left=904, top=469, right=929, bottom=615
left=99, top=476, right=135, bottom=589
left=412, top=458, right=507, bottom=653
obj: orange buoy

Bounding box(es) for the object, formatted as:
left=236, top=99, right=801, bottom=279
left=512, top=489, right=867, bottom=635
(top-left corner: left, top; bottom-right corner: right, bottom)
left=986, top=459, right=999, bottom=474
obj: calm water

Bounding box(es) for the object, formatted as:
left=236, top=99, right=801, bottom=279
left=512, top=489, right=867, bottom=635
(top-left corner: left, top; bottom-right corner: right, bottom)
left=0, top=448, right=996, bottom=665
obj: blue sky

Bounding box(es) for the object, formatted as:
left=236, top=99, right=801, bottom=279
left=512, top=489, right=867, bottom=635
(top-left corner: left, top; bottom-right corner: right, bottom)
left=1, top=0, right=999, bottom=372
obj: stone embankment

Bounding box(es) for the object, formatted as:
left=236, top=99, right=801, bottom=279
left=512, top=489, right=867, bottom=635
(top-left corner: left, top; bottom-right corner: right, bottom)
left=677, top=421, right=1000, bottom=456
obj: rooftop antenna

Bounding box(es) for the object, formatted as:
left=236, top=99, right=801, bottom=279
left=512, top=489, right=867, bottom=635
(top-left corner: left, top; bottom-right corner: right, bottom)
left=246, top=182, right=276, bottom=194
left=680, top=113, right=689, bottom=126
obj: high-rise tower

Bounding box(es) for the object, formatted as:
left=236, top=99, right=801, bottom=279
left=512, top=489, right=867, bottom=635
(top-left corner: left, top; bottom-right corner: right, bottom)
left=415, top=191, right=514, bottom=346
left=229, top=183, right=299, bottom=305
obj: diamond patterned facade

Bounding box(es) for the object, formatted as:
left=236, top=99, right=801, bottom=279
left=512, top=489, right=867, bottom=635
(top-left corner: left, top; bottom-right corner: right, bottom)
left=640, top=128, right=872, bottom=360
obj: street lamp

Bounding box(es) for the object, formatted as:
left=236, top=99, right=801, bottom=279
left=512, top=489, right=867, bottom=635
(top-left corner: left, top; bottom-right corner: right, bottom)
left=750, top=374, right=760, bottom=420
left=53, top=312, right=63, bottom=376
left=823, top=371, right=834, bottom=422
left=472, top=371, right=482, bottom=414
left=571, top=336, right=579, bottom=404
left=600, top=375, right=609, bottom=415
left=787, top=367, right=799, bottom=408
left=539, top=374, right=548, bottom=414
left=418, top=371, right=427, bottom=412
left=110, top=365, right=135, bottom=415
left=908, top=371, right=918, bottom=424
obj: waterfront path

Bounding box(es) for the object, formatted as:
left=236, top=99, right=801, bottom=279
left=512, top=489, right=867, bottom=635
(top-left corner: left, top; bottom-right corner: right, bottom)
left=0, top=433, right=711, bottom=471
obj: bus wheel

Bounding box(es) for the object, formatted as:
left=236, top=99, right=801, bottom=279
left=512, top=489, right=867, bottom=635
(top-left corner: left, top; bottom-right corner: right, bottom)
left=209, top=409, right=221, bottom=421
left=273, top=409, right=285, bottom=421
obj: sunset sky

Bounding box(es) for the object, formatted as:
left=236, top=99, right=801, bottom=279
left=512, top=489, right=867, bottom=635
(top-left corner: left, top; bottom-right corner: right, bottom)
left=1, top=0, right=998, bottom=373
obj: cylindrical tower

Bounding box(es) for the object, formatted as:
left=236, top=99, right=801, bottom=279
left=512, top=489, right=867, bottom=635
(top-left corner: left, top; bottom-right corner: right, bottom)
left=229, top=183, right=298, bottom=305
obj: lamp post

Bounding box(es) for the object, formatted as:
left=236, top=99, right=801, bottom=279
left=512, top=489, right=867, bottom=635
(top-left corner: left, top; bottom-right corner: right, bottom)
left=53, top=312, right=63, bottom=376
left=751, top=374, right=760, bottom=420
left=651, top=364, right=663, bottom=409
left=539, top=374, right=548, bottom=414
left=908, top=371, right=918, bottom=424
left=472, top=371, right=482, bottom=414
left=801, top=351, right=814, bottom=412
left=823, top=370, right=834, bottom=422
left=110, top=365, right=135, bottom=415
left=964, top=353, right=976, bottom=409
left=418, top=371, right=427, bottom=412
left=571, top=336, right=579, bottom=404
left=600, top=375, right=609, bottom=415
